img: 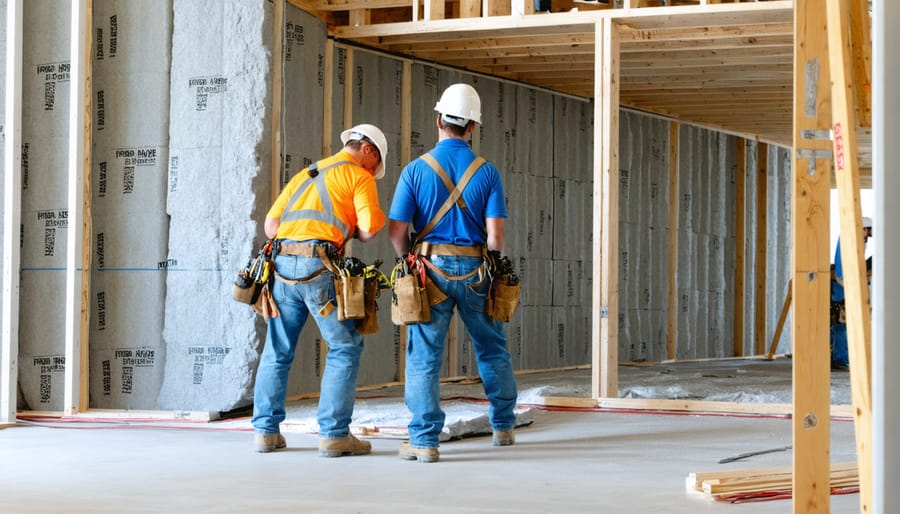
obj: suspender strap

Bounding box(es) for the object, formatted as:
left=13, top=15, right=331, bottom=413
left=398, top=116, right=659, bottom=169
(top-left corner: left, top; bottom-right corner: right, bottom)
left=420, top=154, right=466, bottom=210
left=416, top=155, right=486, bottom=243
left=280, top=160, right=354, bottom=241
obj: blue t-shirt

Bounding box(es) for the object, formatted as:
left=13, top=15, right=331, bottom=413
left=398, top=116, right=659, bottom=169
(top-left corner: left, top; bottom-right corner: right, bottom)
left=389, top=138, right=507, bottom=246
left=832, top=239, right=845, bottom=303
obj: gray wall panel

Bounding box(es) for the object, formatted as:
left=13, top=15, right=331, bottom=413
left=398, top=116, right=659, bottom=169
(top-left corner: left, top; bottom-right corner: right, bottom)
left=89, top=0, right=171, bottom=409
left=17, top=0, right=71, bottom=411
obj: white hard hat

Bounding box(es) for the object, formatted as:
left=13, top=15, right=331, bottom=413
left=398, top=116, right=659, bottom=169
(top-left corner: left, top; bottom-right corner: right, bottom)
left=341, top=123, right=388, bottom=180
left=434, top=83, right=482, bottom=126
left=862, top=216, right=873, bottom=229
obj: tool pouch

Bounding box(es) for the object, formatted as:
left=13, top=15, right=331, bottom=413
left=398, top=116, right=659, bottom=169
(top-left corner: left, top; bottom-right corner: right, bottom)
left=424, top=276, right=448, bottom=306
left=356, top=277, right=380, bottom=334
left=233, top=276, right=263, bottom=305
left=487, top=275, right=521, bottom=322
left=251, top=282, right=280, bottom=320
left=334, top=275, right=366, bottom=321
left=391, top=274, right=431, bottom=325
left=233, top=240, right=274, bottom=305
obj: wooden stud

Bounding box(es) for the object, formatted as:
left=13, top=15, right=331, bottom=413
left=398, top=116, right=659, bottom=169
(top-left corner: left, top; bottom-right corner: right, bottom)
left=733, top=138, right=746, bottom=356
left=64, top=0, right=92, bottom=416
left=590, top=19, right=604, bottom=399
left=754, top=142, right=767, bottom=356
left=349, top=7, right=371, bottom=27
left=667, top=121, right=679, bottom=360
left=483, top=0, right=511, bottom=17
left=1, top=0, right=23, bottom=426
left=826, top=0, right=873, bottom=511
left=425, top=0, right=445, bottom=20
left=767, top=278, right=792, bottom=359
left=322, top=39, right=334, bottom=158
left=78, top=0, right=93, bottom=414
left=401, top=60, right=412, bottom=179
left=272, top=0, right=284, bottom=198
left=592, top=17, right=619, bottom=399
left=460, top=0, right=481, bottom=17
left=343, top=47, right=354, bottom=132
left=848, top=0, right=871, bottom=128
left=593, top=397, right=853, bottom=418
left=792, top=0, right=834, bottom=510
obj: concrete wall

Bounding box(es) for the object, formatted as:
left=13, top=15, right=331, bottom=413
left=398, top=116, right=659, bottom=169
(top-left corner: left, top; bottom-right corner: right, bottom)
left=4, top=0, right=794, bottom=413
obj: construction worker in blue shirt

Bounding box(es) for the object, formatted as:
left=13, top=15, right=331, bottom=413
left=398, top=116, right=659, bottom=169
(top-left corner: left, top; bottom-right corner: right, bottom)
left=252, top=124, right=388, bottom=455
left=388, top=83, right=518, bottom=463
left=830, top=216, right=873, bottom=370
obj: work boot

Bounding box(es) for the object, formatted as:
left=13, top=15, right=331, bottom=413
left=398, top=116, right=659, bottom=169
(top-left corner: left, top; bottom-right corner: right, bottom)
left=318, top=434, right=371, bottom=458
left=492, top=429, right=515, bottom=447
left=398, top=441, right=440, bottom=463
left=255, top=433, right=286, bottom=453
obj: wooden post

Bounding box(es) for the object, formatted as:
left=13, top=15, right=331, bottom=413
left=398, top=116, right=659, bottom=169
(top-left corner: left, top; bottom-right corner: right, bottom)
left=667, top=121, right=679, bottom=360
left=792, top=0, right=835, bottom=510
left=1, top=0, right=24, bottom=426
left=767, top=278, right=792, bottom=359
left=848, top=0, right=871, bottom=128
left=827, top=0, right=873, bottom=510
left=349, top=8, right=371, bottom=27
left=425, top=0, right=445, bottom=20
left=322, top=39, right=334, bottom=158
left=754, top=142, right=768, bottom=356
left=733, top=138, right=746, bottom=357
left=64, top=0, right=92, bottom=416
left=272, top=0, right=284, bottom=198
left=483, top=0, right=511, bottom=17
left=592, top=18, right=619, bottom=399
left=459, top=0, right=480, bottom=17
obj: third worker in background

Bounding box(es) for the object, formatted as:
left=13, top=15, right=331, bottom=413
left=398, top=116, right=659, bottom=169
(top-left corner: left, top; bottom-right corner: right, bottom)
left=388, top=83, right=519, bottom=463
left=830, top=216, right=873, bottom=371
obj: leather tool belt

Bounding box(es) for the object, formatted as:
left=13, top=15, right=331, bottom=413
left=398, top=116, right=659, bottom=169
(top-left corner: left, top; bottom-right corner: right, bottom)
left=413, top=242, right=483, bottom=257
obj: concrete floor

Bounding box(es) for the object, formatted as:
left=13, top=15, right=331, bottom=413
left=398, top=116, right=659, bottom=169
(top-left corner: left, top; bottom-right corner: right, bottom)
left=1, top=406, right=860, bottom=513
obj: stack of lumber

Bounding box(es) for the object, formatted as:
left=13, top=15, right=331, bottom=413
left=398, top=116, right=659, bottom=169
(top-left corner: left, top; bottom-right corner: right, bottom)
left=686, top=462, right=859, bottom=503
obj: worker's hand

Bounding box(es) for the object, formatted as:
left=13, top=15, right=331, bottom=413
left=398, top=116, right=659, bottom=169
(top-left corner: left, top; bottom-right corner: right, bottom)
left=486, top=250, right=502, bottom=271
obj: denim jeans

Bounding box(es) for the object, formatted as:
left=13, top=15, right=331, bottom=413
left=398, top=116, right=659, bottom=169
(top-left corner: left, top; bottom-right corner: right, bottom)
left=252, top=252, right=364, bottom=438
left=830, top=322, right=849, bottom=366
left=405, top=255, right=518, bottom=448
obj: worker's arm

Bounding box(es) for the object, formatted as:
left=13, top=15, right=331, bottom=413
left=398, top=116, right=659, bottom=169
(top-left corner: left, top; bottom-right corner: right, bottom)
left=389, top=220, right=411, bottom=257
left=485, top=217, right=505, bottom=253
left=356, top=228, right=377, bottom=243
left=264, top=217, right=280, bottom=239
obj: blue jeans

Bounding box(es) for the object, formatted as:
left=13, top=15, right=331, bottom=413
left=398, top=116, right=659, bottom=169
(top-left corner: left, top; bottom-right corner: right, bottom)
left=830, top=322, right=849, bottom=366
left=404, top=255, right=518, bottom=448
left=252, top=253, right=364, bottom=438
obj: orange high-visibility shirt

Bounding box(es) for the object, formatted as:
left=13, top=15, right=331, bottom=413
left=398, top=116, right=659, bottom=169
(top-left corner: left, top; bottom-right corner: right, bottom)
left=267, top=151, right=385, bottom=246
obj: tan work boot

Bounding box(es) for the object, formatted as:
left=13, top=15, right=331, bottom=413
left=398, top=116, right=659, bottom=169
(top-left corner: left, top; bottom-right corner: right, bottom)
left=318, top=433, right=371, bottom=458
left=398, top=441, right=440, bottom=463
left=492, top=429, right=515, bottom=447
left=255, top=433, right=286, bottom=453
